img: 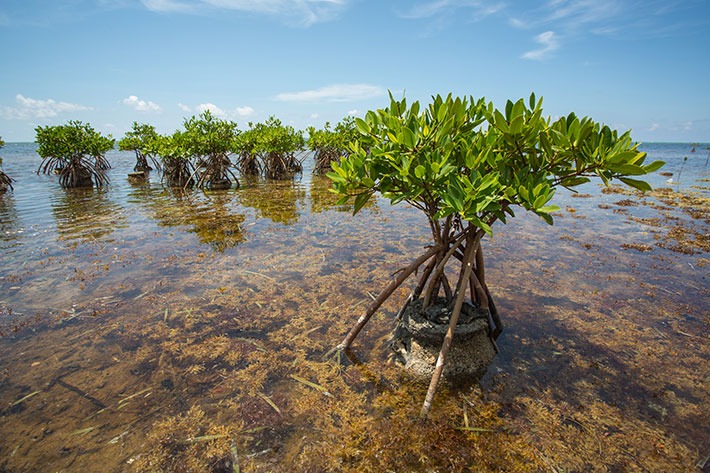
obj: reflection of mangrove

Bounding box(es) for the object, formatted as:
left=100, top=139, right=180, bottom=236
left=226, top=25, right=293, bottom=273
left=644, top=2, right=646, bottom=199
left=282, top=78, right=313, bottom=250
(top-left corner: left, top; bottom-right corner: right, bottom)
left=0, top=170, right=13, bottom=193
left=309, top=175, right=357, bottom=214
left=148, top=188, right=246, bottom=251
left=0, top=194, right=20, bottom=249
left=239, top=177, right=305, bottom=225
left=51, top=187, right=126, bottom=241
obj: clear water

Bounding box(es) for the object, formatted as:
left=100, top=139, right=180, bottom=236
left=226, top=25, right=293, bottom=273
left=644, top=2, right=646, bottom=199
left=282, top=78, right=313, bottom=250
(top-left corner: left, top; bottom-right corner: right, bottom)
left=0, top=142, right=707, bottom=471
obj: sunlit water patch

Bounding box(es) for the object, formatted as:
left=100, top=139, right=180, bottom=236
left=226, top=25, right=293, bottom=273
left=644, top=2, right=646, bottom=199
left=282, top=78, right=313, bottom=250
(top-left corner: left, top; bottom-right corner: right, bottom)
left=0, top=142, right=707, bottom=471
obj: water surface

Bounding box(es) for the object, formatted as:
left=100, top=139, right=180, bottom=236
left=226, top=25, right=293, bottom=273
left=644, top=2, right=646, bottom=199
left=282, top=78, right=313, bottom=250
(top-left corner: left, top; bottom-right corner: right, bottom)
left=0, top=143, right=707, bottom=472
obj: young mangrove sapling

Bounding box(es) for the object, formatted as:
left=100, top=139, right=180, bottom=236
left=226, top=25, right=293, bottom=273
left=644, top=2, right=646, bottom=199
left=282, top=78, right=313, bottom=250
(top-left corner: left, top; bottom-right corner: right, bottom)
left=328, top=93, right=663, bottom=417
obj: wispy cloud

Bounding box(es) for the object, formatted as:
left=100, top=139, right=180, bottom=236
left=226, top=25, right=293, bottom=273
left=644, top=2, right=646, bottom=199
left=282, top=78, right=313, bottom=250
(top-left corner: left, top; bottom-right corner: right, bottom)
left=0, top=94, right=92, bottom=120
left=275, top=84, right=385, bottom=102
left=122, top=95, right=162, bottom=112
left=509, top=0, right=697, bottom=39
left=141, top=0, right=350, bottom=26
left=522, top=30, right=559, bottom=60
left=510, top=0, right=621, bottom=31
left=402, top=0, right=505, bottom=20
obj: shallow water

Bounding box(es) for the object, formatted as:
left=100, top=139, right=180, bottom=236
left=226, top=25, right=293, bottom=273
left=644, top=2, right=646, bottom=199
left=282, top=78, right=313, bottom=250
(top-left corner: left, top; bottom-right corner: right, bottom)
left=0, top=143, right=708, bottom=471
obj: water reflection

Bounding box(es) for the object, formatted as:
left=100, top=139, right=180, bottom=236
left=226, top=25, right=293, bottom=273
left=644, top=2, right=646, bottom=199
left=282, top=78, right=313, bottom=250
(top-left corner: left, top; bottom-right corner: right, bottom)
left=51, top=187, right=126, bottom=242
left=309, top=175, right=354, bottom=213
left=0, top=142, right=707, bottom=472
left=0, top=192, right=21, bottom=251
left=144, top=187, right=246, bottom=252
left=239, top=176, right=305, bottom=225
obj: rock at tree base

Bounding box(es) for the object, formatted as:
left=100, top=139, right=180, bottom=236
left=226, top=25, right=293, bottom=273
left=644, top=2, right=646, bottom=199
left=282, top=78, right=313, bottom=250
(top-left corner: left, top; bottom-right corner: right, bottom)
left=390, top=298, right=496, bottom=384
left=208, top=179, right=232, bottom=190
left=128, top=171, right=147, bottom=181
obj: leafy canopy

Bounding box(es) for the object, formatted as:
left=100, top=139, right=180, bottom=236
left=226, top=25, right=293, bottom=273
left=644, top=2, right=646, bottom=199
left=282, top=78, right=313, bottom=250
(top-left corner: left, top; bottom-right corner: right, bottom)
left=118, top=122, right=159, bottom=153
left=144, top=131, right=190, bottom=161
left=329, top=93, right=663, bottom=234
left=307, top=116, right=358, bottom=153
left=36, top=121, right=115, bottom=162
left=234, top=117, right=304, bottom=156
left=182, top=110, right=239, bottom=159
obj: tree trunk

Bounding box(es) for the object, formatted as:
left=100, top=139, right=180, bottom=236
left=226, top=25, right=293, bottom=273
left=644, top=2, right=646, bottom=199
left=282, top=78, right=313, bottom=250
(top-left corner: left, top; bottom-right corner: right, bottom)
left=420, top=231, right=482, bottom=418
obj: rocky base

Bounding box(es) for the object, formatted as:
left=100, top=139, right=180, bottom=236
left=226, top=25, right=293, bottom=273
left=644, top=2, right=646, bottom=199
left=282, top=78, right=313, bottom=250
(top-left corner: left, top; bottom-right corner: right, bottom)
left=390, top=298, right=496, bottom=383
left=208, top=179, right=232, bottom=190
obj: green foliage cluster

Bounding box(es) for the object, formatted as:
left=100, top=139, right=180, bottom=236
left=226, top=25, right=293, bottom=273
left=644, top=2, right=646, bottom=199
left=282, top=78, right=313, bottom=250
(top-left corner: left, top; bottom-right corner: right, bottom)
left=329, top=93, right=664, bottom=415
left=35, top=121, right=115, bottom=188
left=183, top=111, right=240, bottom=189
left=307, top=116, right=358, bottom=174
left=234, top=116, right=305, bottom=179
left=118, top=122, right=160, bottom=171
left=135, top=111, right=240, bottom=189
left=144, top=130, right=194, bottom=187
left=330, top=93, right=663, bottom=233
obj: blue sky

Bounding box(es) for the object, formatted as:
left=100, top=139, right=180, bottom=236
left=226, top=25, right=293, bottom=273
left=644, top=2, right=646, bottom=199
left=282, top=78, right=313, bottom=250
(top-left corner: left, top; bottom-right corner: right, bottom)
left=1, top=0, right=708, bottom=143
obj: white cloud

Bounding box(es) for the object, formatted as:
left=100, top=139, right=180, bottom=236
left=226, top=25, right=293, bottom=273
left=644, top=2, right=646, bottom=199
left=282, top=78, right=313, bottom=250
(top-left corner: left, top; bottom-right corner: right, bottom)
left=275, top=84, right=385, bottom=102
left=122, top=95, right=162, bottom=112
left=522, top=31, right=559, bottom=60
left=141, top=0, right=349, bottom=26
left=197, top=103, right=227, bottom=117
left=648, top=123, right=660, bottom=132
left=235, top=106, right=255, bottom=117
left=347, top=109, right=359, bottom=116
left=178, top=102, right=255, bottom=120
left=0, top=94, right=92, bottom=120
left=310, top=113, right=320, bottom=119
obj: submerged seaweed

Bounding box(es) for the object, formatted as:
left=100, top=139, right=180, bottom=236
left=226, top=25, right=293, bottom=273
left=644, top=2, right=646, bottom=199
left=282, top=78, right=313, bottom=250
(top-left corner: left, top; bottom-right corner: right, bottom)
left=0, top=144, right=707, bottom=472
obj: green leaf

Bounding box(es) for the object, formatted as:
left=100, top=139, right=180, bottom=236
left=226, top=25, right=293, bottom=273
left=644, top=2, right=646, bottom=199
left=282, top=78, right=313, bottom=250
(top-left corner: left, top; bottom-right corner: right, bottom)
left=493, top=110, right=509, bottom=133
left=608, top=150, right=638, bottom=164
left=326, top=171, right=346, bottom=183
left=414, top=165, right=426, bottom=178
left=509, top=115, right=524, bottom=135
left=402, top=127, right=416, bottom=148
left=353, top=192, right=371, bottom=214
left=560, top=176, right=590, bottom=188
left=355, top=118, right=370, bottom=136
left=538, top=205, right=560, bottom=213
left=644, top=160, right=665, bottom=173
left=619, top=177, right=652, bottom=192
left=610, top=164, right=647, bottom=175
left=533, top=194, right=548, bottom=209
left=537, top=211, right=554, bottom=225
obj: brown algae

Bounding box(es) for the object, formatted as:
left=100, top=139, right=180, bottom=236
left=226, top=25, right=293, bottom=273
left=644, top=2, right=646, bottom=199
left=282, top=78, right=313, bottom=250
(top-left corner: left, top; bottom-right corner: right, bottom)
left=0, top=169, right=708, bottom=471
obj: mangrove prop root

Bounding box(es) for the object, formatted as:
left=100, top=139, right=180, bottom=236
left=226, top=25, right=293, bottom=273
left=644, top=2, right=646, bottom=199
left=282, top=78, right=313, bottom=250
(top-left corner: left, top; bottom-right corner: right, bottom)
left=421, top=229, right=471, bottom=309
left=420, top=231, right=482, bottom=419
left=335, top=244, right=443, bottom=352
left=395, top=257, right=439, bottom=321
